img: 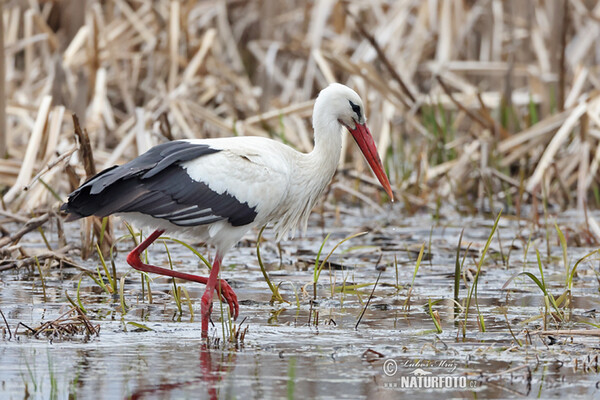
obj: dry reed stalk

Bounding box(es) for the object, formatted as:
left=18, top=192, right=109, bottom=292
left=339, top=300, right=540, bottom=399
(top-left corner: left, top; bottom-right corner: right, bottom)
left=3, top=96, right=52, bottom=205
left=527, top=102, right=589, bottom=192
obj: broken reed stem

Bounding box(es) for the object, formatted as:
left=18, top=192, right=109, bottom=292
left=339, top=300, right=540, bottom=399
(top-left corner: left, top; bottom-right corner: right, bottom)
left=72, top=114, right=113, bottom=258
left=72, top=114, right=96, bottom=177
left=0, top=213, right=50, bottom=248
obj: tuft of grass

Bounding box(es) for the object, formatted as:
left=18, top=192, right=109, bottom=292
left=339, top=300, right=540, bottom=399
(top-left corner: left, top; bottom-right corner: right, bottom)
left=504, top=243, right=600, bottom=328
left=313, top=231, right=367, bottom=300
left=463, top=210, right=502, bottom=337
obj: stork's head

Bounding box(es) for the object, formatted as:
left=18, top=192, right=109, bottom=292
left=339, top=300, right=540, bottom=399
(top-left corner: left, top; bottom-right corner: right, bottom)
left=313, top=83, right=394, bottom=201
left=314, top=83, right=366, bottom=129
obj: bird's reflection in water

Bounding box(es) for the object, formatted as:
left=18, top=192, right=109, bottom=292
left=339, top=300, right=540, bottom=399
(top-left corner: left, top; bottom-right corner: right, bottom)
left=129, top=343, right=236, bottom=400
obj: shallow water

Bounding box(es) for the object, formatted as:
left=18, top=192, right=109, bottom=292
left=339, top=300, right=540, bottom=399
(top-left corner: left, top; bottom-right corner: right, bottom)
left=2, top=206, right=600, bottom=399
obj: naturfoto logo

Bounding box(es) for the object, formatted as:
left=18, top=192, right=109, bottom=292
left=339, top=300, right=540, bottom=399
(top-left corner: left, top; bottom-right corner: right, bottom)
left=382, top=359, right=478, bottom=389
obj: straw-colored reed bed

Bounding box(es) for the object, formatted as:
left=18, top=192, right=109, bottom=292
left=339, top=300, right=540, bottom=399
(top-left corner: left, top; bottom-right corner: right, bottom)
left=1, top=0, right=600, bottom=235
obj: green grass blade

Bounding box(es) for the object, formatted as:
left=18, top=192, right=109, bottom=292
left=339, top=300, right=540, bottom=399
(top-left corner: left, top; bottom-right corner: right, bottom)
left=256, top=226, right=288, bottom=304
left=428, top=298, right=442, bottom=333
left=555, top=223, right=568, bottom=280
left=127, top=322, right=153, bottom=331
left=464, top=210, right=502, bottom=336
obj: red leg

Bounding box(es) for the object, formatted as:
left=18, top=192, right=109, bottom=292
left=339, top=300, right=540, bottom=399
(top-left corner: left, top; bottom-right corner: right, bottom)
left=200, top=253, right=222, bottom=338
left=125, top=230, right=239, bottom=335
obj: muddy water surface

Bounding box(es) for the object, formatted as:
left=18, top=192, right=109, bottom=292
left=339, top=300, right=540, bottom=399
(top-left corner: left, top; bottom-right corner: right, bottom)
left=2, top=207, right=600, bottom=399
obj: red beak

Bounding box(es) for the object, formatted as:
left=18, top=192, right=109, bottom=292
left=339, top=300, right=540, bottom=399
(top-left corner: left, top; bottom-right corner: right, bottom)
left=346, top=122, right=394, bottom=201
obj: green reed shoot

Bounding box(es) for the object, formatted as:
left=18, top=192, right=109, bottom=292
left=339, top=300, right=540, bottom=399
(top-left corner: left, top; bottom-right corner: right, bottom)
left=179, top=286, right=194, bottom=321
left=313, top=232, right=330, bottom=291
left=38, top=177, right=62, bottom=202
left=566, top=249, right=599, bottom=291
left=35, top=224, right=52, bottom=251
left=403, top=243, right=425, bottom=310
left=256, top=226, right=287, bottom=304
left=219, top=280, right=227, bottom=341
left=163, top=240, right=182, bottom=314
left=76, top=278, right=87, bottom=314
left=428, top=298, right=442, bottom=333
left=119, top=275, right=128, bottom=315
left=47, top=352, right=57, bottom=400
left=313, top=231, right=367, bottom=300
left=158, top=236, right=212, bottom=269
left=555, top=223, right=569, bottom=285
left=99, top=217, right=109, bottom=248
left=126, top=321, right=153, bottom=331
left=287, top=356, right=297, bottom=400
left=278, top=282, right=300, bottom=309
left=100, top=217, right=118, bottom=282
left=64, top=290, right=79, bottom=310
left=454, top=229, right=464, bottom=305
left=124, top=223, right=139, bottom=246
left=335, top=282, right=375, bottom=295
left=463, top=210, right=502, bottom=336
left=505, top=243, right=600, bottom=328
left=24, top=358, right=38, bottom=393
left=528, top=95, right=539, bottom=126
left=124, top=224, right=146, bottom=300
left=503, top=249, right=562, bottom=323
left=94, top=265, right=111, bottom=295
left=95, top=243, right=115, bottom=293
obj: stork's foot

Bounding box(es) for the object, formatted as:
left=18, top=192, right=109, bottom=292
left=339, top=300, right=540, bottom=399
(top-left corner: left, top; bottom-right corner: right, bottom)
left=200, top=279, right=238, bottom=338
left=215, top=279, right=239, bottom=320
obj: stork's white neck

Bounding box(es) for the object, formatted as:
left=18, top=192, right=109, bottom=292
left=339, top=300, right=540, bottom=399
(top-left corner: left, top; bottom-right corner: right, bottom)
left=308, top=111, right=343, bottom=177
left=270, top=87, right=351, bottom=239
left=275, top=114, right=342, bottom=239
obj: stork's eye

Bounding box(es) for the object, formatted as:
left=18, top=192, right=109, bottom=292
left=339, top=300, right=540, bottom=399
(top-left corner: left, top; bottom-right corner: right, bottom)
left=349, top=100, right=362, bottom=120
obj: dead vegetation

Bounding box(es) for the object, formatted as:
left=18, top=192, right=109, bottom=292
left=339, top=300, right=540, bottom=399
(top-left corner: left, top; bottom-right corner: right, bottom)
left=0, top=0, right=599, bottom=224
left=12, top=306, right=100, bottom=341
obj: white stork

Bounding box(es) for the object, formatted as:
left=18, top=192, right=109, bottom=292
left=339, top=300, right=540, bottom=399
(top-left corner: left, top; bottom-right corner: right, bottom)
left=61, top=83, right=394, bottom=338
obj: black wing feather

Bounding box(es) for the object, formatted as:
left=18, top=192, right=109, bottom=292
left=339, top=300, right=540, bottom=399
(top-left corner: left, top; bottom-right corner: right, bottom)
left=61, top=141, right=258, bottom=227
